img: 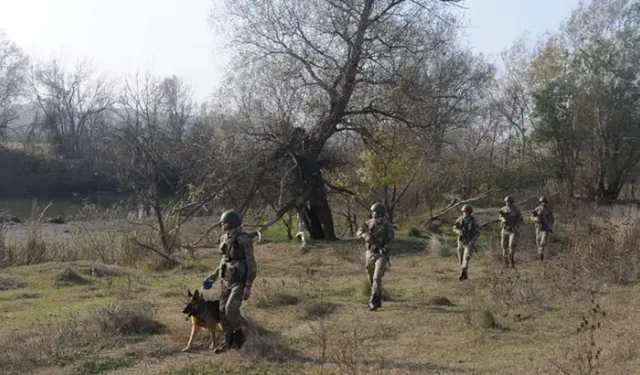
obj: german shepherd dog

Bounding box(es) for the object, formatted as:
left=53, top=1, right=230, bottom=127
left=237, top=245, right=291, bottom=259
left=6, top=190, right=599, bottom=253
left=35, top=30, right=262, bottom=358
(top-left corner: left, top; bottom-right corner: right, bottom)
left=181, top=289, right=224, bottom=352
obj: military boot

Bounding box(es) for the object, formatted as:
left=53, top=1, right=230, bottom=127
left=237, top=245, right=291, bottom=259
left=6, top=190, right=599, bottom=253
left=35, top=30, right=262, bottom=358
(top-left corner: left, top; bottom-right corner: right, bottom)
left=214, top=329, right=235, bottom=354
left=368, top=294, right=380, bottom=311
left=503, top=255, right=510, bottom=268
left=458, top=267, right=468, bottom=281
left=367, top=294, right=376, bottom=310
left=509, top=253, right=516, bottom=268
left=231, top=328, right=246, bottom=350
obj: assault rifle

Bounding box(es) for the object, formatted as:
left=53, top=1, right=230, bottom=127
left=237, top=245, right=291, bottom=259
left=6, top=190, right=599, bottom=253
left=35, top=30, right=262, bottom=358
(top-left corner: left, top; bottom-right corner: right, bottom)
left=531, top=209, right=553, bottom=233
left=362, top=227, right=391, bottom=266
left=454, top=221, right=479, bottom=253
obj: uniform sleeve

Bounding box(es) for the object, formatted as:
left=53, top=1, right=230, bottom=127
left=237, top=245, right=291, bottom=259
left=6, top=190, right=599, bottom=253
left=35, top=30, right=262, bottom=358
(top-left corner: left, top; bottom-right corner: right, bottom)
left=356, top=220, right=370, bottom=238
left=516, top=207, right=524, bottom=225
left=452, top=217, right=462, bottom=234
left=472, top=217, right=481, bottom=239
left=218, top=234, right=227, bottom=255
left=531, top=207, right=540, bottom=221
left=240, top=234, right=257, bottom=289
left=208, top=234, right=227, bottom=281
left=207, top=260, right=223, bottom=282
left=386, top=221, right=395, bottom=245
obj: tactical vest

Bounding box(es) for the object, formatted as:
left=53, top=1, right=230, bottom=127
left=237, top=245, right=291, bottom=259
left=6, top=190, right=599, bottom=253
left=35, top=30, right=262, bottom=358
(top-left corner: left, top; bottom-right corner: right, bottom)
left=458, top=216, right=477, bottom=237
left=501, top=206, right=520, bottom=231
left=221, top=231, right=249, bottom=283
left=533, top=207, right=553, bottom=231
left=366, top=219, right=390, bottom=252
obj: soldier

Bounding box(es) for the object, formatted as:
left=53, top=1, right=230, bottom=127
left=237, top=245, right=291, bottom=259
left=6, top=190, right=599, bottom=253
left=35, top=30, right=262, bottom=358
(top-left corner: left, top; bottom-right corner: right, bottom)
left=205, top=209, right=257, bottom=353
left=498, top=195, right=524, bottom=268
left=452, top=204, right=481, bottom=281
left=356, top=203, right=395, bottom=311
left=531, top=196, right=555, bottom=260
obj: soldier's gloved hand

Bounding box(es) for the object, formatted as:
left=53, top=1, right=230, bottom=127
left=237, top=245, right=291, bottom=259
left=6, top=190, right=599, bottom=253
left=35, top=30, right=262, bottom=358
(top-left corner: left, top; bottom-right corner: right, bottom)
left=243, top=286, right=251, bottom=301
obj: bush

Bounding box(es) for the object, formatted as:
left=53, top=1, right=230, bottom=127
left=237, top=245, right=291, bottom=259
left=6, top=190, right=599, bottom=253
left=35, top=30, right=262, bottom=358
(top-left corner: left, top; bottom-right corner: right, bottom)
left=563, top=207, right=640, bottom=286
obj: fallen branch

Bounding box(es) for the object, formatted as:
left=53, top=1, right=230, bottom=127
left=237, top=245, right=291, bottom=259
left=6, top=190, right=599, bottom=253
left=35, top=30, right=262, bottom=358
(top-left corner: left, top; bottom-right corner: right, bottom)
left=245, top=193, right=311, bottom=242
left=132, top=238, right=181, bottom=266
left=423, top=189, right=499, bottom=225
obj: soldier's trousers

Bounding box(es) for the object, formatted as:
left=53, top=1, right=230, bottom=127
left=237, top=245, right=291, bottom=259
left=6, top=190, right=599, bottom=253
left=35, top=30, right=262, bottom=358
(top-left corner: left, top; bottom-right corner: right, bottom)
left=500, top=230, right=517, bottom=258
left=365, top=250, right=387, bottom=298
left=535, top=229, right=549, bottom=255
left=220, top=280, right=245, bottom=331
left=456, top=239, right=472, bottom=269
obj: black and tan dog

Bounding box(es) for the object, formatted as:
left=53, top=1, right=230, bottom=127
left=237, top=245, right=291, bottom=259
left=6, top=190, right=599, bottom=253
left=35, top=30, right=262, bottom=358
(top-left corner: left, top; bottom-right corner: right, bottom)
left=181, top=289, right=224, bottom=352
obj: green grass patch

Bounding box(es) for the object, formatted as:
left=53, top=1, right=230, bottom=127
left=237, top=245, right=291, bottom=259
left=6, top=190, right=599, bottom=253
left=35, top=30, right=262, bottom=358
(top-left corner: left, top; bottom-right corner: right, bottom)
left=258, top=219, right=294, bottom=243
left=72, top=356, right=137, bottom=375
left=407, top=226, right=425, bottom=238
left=326, top=279, right=392, bottom=303
left=439, top=246, right=452, bottom=258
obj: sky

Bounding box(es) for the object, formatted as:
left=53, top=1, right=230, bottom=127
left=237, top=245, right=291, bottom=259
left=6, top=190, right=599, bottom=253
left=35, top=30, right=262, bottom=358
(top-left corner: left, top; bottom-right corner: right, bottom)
left=0, top=0, right=582, bottom=104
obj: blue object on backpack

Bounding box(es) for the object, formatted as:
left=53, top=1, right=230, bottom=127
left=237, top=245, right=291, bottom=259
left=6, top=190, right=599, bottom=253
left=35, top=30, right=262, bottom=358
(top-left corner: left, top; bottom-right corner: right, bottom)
left=202, top=278, right=214, bottom=290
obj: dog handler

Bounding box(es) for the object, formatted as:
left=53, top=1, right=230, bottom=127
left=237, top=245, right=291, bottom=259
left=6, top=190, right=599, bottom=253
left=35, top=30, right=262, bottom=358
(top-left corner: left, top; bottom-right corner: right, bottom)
left=205, top=209, right=257, bottom=353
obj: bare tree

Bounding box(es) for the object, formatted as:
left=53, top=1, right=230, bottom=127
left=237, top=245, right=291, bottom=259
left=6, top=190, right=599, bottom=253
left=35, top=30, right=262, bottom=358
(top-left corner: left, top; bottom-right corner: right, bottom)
left=211, top=0, right=491, bottom=240
left=29, top=59, right=115, bottom=157
left=530, top=0, right=640, bottom=199
left=0, top=31, right=29, bottom=138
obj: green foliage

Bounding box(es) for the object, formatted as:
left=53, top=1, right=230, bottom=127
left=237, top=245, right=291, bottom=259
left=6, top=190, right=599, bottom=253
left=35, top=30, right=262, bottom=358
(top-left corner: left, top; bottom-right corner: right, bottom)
left=357, top=126, right=418, bottom=191
left=439, top=246, right=451, bottom=258
left=72, top=357, right=136, bottom=375
left=407, top=227, right=424, bottom=238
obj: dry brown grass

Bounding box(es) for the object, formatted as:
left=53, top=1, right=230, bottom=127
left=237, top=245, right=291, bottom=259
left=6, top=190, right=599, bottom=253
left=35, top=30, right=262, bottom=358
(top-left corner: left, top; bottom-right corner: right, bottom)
left=1, top=204, right=640, bottom=374
left=0, top=299, right=165, bottom=374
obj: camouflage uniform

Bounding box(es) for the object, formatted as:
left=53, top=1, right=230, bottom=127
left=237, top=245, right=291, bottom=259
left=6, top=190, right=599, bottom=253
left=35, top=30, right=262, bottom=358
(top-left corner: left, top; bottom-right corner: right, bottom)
left=499, top=196, right=524, bottom=268
left=207, top=210, right=257, bottom=353
left=531, top=196, right=554, bottom=260
left=452, top=204, right=480, bottom=281
left=356, top=203, right=395, bottom=311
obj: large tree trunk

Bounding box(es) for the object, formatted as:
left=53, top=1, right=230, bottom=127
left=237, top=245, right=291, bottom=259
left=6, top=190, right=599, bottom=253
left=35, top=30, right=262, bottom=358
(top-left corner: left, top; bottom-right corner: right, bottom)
left=297, top=175, right=337, bottom=241
left=294, top=147, right=338, bottom=240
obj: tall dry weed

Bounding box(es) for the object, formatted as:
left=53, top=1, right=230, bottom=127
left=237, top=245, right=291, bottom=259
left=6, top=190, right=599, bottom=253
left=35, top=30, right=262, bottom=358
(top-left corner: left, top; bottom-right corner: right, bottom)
left=551, top=290, right=606, bottom=375
left=14, top=200, right=49, bottom=265
left=0, top=220, right=8, bottom=267
left=563, top=208, right=640, bottom=286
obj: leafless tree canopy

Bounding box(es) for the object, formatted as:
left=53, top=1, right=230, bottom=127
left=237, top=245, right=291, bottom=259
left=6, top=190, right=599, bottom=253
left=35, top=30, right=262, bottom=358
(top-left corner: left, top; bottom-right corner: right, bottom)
left=208, top=0, right=492, bottom=238
left=29, top=60, right=115, bottom=157
left=0, top=0, right=640, bottom=245
left=0, top=32, right=29, bottom=138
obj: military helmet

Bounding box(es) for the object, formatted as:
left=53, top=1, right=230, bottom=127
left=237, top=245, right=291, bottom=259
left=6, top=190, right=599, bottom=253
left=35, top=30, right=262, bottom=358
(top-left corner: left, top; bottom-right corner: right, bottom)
left=504, top=195, right=515, bottom=204
left=539, top=196, right=548, bottom=203
left=461, top=204, right=473, bottom=213
left=220, top=210, right=242, bottom=228
left=370, top=203, right=387, bottom=215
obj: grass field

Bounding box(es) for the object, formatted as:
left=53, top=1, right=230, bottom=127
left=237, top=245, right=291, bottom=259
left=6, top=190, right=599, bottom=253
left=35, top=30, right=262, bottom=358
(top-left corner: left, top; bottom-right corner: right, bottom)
left=1, top=204, right=640, bottom=375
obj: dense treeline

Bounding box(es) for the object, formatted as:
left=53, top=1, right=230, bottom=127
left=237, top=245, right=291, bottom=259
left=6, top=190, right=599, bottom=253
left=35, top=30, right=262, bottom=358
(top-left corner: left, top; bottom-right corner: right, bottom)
left=0, top=0, right=639, bottom=236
